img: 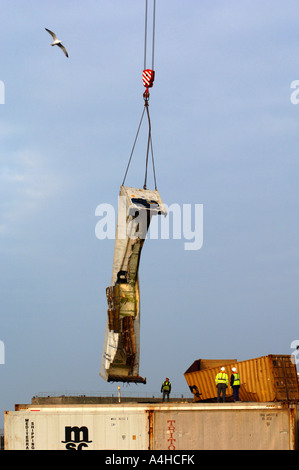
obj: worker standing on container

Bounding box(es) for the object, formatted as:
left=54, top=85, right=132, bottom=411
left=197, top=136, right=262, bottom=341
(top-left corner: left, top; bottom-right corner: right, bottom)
left=161, top=377, right=171, bottom=402
left=215, top=367, right=228, bottom=402
left=230, top=367, right=240, bottom=402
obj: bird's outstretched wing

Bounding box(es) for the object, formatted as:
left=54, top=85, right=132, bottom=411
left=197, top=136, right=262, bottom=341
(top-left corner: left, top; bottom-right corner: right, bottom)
left=58, top=43, right=69, bottom=57
left=45, top=28, right=57, bottom=40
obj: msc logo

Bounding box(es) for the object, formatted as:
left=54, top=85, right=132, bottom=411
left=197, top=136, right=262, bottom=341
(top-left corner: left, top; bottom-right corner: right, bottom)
left=62, top=426, right=92, bottom=450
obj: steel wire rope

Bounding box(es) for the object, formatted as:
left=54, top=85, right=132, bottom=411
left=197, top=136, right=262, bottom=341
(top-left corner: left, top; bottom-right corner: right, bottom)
left=143, top=102, right=157, bottom=190
left=122, top=0, right=157, bottom=189
left=151, top=0, right=156, bottom=70
left=144, top=0, right=156, bottom=70
left=122, top=106, right=146, bottom=186
left=144, top=0, right=148, bottom=70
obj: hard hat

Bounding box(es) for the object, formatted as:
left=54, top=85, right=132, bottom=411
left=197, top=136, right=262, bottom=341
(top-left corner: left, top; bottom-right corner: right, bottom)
left=221, top=367, right=225, bottom=371
left=232, top=367, right=236, bottom=372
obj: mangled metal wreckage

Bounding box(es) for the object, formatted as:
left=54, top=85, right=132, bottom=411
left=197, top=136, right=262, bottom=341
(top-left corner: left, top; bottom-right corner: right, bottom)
left=100, top=185, right=166, bottom=383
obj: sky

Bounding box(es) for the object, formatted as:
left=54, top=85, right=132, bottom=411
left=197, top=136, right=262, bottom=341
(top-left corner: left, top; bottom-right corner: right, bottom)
left=0, top=0, right=299, bottom=427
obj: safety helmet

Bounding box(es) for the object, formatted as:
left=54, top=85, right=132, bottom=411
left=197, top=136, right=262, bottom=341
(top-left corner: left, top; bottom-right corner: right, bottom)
left=232, top=367, right=237, bottom=372
left=221, top=367, right=225, bottom=371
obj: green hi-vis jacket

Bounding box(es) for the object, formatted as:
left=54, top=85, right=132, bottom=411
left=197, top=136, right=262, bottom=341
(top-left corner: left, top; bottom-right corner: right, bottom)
left=215, top=372, right=228, bottom=386
left=161, top=381, right=171, bottom=392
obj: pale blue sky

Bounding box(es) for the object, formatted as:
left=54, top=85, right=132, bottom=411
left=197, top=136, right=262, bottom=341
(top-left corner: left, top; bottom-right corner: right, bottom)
left=0, top=0, right=299, bottom=426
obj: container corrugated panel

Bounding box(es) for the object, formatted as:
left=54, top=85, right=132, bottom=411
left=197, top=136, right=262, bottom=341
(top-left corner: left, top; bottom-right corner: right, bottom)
left=152, top=404, right=295, bottom=450
left=184, top=355, right=299, bottom=403
left=271, top=355, right=299, bottom=401
left=4, top=403, right=296, bottom=450
left=185, top=359, right=236, bottom=373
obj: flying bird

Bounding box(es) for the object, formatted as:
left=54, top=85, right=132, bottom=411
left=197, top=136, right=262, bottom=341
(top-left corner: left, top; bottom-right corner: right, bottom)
left=45, top=28, right=68, bottom=57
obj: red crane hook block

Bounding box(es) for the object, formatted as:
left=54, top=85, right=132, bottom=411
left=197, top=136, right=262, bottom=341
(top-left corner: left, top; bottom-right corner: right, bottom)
left=142, top=69, right=155, bottom=97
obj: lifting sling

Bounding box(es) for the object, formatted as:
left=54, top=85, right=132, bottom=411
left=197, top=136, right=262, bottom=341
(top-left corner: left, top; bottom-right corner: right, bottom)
left=122, top=0, right=157, bottom=191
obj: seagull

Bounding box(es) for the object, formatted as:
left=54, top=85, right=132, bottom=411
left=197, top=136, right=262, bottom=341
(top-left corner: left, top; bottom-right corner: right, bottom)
left=45, top=28, right=68, bottom=57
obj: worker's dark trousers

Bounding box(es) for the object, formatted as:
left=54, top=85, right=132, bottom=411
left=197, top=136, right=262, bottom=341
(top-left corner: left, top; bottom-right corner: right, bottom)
left=233, top=386, right=240, bottom=401
left=162, top=391, right=170, bottom=402
left=217, top=384, right=227, bottom=402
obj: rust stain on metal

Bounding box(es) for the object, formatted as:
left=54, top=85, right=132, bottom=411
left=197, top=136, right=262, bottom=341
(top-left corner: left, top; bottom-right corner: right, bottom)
left=289, top=404, right=297, bottom=450
left=147, top=410, right=154, bottom=450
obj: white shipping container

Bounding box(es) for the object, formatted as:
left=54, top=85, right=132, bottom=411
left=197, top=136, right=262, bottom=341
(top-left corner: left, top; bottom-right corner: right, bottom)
left=4, top=403, right=297, bottom=450
left=5, top=406, right=149, bottom=450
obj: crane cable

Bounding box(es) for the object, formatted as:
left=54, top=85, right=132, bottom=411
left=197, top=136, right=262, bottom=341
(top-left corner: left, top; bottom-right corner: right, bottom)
left=122, top=0, right=157, bottom=190
left=144, top=0, right=156, bottom=72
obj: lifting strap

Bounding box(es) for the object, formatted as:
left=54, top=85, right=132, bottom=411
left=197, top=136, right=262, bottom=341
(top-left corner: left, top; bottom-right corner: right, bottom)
left=122, top=0, right=157, bottom=190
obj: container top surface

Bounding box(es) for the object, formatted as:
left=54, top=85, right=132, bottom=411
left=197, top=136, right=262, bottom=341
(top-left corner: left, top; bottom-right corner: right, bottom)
left=10, top=401, right=292, bottom=414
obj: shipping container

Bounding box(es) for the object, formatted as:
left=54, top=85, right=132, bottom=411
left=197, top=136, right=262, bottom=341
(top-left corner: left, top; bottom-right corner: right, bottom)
left=4, top=402, right=297, bottom=450
left=184, top=355, right=299, bottom=403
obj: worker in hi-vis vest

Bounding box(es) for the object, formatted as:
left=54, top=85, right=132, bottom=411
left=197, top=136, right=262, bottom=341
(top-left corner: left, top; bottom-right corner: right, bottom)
left=161, top=377, right=171, bottom=402
left=230, top=367, right=240, bottom=402
left=215, top=367, right=229, bottom=403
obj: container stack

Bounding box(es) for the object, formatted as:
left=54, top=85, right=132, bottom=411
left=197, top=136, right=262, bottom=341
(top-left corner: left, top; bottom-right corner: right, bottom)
left=184, top=355, right=299, bottom=403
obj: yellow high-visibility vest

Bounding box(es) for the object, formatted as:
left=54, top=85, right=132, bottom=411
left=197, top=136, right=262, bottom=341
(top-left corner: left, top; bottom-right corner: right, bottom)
left=162, top=381, right=171, bottom=391
left=215, top=372, right=228, bottom=386
left=232, top=373, right=240, bottom=386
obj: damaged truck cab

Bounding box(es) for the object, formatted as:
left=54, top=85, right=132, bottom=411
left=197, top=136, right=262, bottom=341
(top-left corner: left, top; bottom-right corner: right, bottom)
left=100, top=185, right=167, bottom=384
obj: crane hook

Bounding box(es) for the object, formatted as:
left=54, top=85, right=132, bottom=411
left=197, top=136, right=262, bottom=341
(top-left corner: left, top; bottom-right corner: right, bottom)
left=142, top=69, right=155, bottom=100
